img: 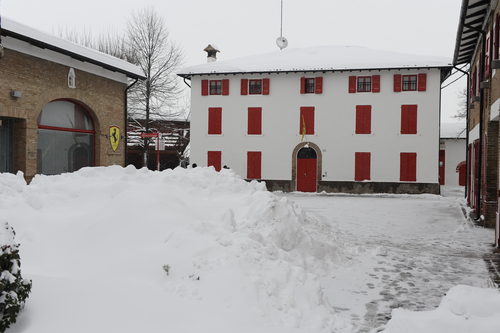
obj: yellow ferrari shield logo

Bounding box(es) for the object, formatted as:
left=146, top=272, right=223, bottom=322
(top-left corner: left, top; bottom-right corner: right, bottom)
left=109, top=126, right=120, bottom=152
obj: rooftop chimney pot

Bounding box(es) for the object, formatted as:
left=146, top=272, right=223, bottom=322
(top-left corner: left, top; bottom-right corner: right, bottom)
left=204, top=44, right=220, bottom=63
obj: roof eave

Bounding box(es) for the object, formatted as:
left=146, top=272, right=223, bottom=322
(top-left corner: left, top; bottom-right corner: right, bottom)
left=1, top=28, right=146, bottom=81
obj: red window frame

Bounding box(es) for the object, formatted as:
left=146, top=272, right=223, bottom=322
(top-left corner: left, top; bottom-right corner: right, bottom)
left=247, top=151, right=262, bottom=179
left=355, top=152, right=371, bottom=181
left=249, top=79, right=262, bottom=94
left=357, top=76, right=372, bottom=92
left=208, top=107, right=222, bottom=135
left=402, top=75, right=417, bottom=91
left=247, top=107, right=262, bottom=135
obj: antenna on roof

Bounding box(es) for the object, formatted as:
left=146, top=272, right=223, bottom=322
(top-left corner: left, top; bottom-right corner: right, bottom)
left=276, top=0, right=288, bottom=51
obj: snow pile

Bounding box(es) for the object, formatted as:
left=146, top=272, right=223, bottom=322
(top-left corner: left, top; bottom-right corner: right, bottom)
left=382, top=285, right=500, bottom=333
left=2, top=166, right=348, bottom=333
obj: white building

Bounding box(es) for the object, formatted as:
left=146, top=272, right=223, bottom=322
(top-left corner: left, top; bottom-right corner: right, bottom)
left=178, top=46, right=451, bottom=193
left=439, top=123, right=466, bottom=187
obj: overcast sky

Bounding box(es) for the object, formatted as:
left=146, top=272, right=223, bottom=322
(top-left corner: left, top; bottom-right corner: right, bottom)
left=1, top=0, right=465, bottom=123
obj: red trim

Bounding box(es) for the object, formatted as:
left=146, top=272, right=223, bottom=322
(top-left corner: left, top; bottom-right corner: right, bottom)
left=372, top=75, right=380, bottom=93
left=393, top=74, right=402, bottom=92
left=38, top=125, right=95, bottom=134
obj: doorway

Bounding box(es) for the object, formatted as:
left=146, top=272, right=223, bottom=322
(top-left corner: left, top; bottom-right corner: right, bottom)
left=0, top=118, right=13, bottom=173
left=296, top=147, right=317, bottom=192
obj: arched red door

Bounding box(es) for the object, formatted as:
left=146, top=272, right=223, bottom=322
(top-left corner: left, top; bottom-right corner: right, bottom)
left=457, top=161, right=466, bottom=186
left=296, top=147, right=317, bottom=192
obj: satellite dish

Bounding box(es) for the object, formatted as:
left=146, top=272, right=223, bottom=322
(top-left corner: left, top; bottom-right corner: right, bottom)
left=276, top=36, right=288, bottom=50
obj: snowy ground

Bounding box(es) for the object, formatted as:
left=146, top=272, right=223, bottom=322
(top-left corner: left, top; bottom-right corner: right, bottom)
left=282, top=189, right=494, bottom=332
left=0, top=167, right=496, bottom=332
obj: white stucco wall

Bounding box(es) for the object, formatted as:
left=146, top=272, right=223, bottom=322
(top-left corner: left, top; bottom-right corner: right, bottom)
left=189, top=68, right=442, bottom=184
left=440, top=139, right=466, bottom=186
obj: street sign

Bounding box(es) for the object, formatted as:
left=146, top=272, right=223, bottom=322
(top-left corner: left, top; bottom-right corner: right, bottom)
left=140, top=132, right=159, bottom=138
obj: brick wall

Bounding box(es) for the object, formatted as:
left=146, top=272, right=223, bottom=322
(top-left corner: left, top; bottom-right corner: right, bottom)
left=0, top=48, right=127, bottom=179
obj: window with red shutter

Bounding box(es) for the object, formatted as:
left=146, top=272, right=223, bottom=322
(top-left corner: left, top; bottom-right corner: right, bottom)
left=355, top=152, right=371, bottom=181
left=248, top=107, right=262, bottom=135
left=262, top=78, right=270, bottom=95
left=357, top=76, right=372, bottom=92
left=241, top=79, right=248, bottom=95
left=372, top=75, right=380, bottom=93
left=222, top=79, right=229, bottom=95
left=300, top=107, right=315, bottom=135
left=495, top=14, right=500, bottom=60
left=247, top=151, right=262, bottom=179
left=417, top=74, right=427, bottom=92
left=402, top=75, right=417, bottom=91
left=394, top=74, right=402, bottom=92
left=207, top=151, right=222, bottom=171
left=315, top=77, right=323, bottom=94
left=400, top=153, right=417, bottom=182
left=201, top=80, right=209, bottom=96
left=401, top=105, right=417, bottom=134
left=355, top=105, right=371, bottom=134
left=209, top=80, right=222, bottom=95
left=349, top=76, right=357, bottom=93
left=208, top=107, right=222, bottom=135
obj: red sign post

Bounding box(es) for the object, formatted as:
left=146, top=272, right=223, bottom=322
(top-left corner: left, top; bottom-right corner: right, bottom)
left=140, top=132, right=161, bottom=171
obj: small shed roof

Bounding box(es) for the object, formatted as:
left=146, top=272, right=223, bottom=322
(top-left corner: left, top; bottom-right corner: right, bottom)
left=1, top=17, right=145, bottom=80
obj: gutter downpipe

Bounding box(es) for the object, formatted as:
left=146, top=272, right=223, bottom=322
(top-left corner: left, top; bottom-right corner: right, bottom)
left=464, top=23, right=486, bottom=221
left=453, top=65, right=470, bottom=199
left=124, top=78, right=139, bottom=166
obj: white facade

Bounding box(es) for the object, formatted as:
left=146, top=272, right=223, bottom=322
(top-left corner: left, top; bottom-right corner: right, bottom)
left=180, top=46, right=450, bottom=193
left=440, top=123, right=466, bottom=187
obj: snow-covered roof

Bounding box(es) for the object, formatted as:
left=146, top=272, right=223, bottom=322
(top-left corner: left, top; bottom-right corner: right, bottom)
left=178, top=45, right=452, bottom=77
left=1, top=17, right=145, bottom=80
left=441, top=122, right=466, bottom=139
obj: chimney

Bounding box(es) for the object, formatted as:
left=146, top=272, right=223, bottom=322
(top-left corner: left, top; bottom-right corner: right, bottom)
left=204, top=44, right=220, bottom=63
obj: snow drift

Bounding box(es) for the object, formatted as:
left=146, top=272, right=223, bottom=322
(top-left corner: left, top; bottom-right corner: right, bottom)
left=1, top=166, right=348, bottom=333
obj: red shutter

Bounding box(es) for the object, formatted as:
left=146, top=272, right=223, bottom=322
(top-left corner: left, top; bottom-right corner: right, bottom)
left=315, top=77, right=323, bottom=94
left=393, top=74, right=402, bottom=92
left=247, top=151, right=262, bottom=179
left=300, top=77, right=306, bottom=94
left=349, top=76, right=357, bottom=93
left=355, top=105, right=371, bottom=134
left=495, top=14, right=500, bottom=60
left=207, top=151, right=222, bottom=171
left=241, top=79, right=248, bottom=95
left=201, top=79, right=209, bottom=96
left=300, top=107, right=315, bottom=135
left=222, top=79, right=229, bottom=95
left=208, top=107, right=222, bottom=134
left=372, top=75, right=380, bottom=93
left=248, top=107, right=262, bottom=135
left=400, top=153, right=417, bottom=182
left=417, top=73, right=427, bottom=91
left=355, top=152, right=371, bottom=181
left=262, top=78, right=270, bottom=95
left=401, top=105, right=417, bottom=134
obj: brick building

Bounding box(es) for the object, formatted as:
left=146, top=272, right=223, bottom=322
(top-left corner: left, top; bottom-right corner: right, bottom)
left=454, top=0, right=500, bottom=246
left=0, top=18, right=144, bottom=179
left=178, top=45, right=451, bottom=194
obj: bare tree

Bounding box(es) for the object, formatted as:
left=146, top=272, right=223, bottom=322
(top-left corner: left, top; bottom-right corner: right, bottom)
left=454, top=88, right=468, bottom=119
left=126, top=7, right=183, bottom=165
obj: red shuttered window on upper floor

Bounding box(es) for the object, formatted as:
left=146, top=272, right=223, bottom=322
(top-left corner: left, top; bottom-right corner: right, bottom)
left=248, top=107, right=262, bottom=135
left=241, top=78, right=270, bottom=95
left=300, top=77, right=323, bottom=94
left=355, top=152, right=371, bottom=181
left=349, top=75, right=379, bottom=93
left=300, top=107, right=315, bottom=135
left=400, top=152, right=417, bottom=182
left=208, top=107, right=222, bottom=135
left=401, top=105, right=417, bottom=134
left=355, top=105, right=371, bottom=134
left=395, top=74, right=426, bottom=92
left=207, top=151, right=222, bottom=171
left=247, top=151, right=262, bottom=179
left=202, top=79, right=229, bottom=96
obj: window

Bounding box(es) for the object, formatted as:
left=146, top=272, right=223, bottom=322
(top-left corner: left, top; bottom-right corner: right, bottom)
left=249, top=79, right=262, bottom=94
left=402, top=75, right=417, bottom=91
left=37, top=100, right=94, bottom=175
left=207, top=151, right=221, bottom=171
left=357, top=76, right=372, bottom=92
left=300, top=77, right=323, bottom=94
left=208, top=107, right=222, bottom=134
left=401, top=105, right=417, bottom=134
left=400, top=153, right=417, bottom=182
left=247, top=151, right=262, bottom=179
left=248, top=107, right=262, bottom=135
left=209, top=80, right=222, bottom=95
left=355, top=152, right=371, bottom=181
left=305, top=78, right=315, bottom=93
left=355, top=105, right=371, bottom=134
left=300, top=107, right=315, bottom=135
